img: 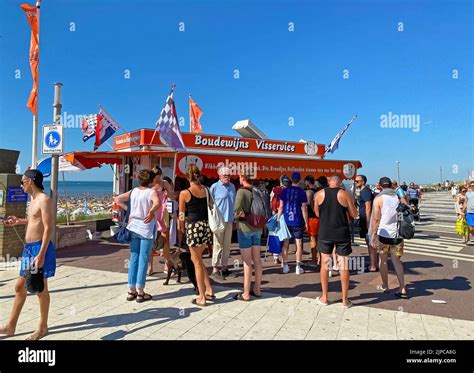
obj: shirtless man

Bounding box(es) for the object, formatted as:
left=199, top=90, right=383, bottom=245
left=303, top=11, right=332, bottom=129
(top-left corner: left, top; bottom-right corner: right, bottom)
left=0, top=169, right=56, bottom=340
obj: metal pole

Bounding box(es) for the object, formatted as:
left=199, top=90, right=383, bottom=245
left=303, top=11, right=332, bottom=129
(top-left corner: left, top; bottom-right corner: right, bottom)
left=51, top=82, right=63, bottom=247
left=440, top=166, right=443, bottom=187
left=62, top=171, right=69, bottom=225
left=396, top=161, right=400, bottom=185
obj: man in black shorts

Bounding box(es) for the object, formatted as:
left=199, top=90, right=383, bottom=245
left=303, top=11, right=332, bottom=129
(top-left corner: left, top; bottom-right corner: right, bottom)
left=356, top=175, right=376, bottom=271
left=314, top=175, right=357, bottom=308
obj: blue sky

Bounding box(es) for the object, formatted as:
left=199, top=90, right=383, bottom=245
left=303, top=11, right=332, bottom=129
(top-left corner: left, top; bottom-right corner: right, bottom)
left=0, top=0, right=472, bottom=184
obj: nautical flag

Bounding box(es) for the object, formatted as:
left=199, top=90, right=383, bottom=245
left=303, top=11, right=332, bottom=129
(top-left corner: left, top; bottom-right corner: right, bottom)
left=95, top=106, right=119, bottom=150
left=154, top=85, right=185, bottom=150
left=20, top=3, right=40, bottom=115
left=81, top=114, right=98, bottom=142
left=325, top=115, right=358, bottom=154
left=189, top=95, right=203, bottom=133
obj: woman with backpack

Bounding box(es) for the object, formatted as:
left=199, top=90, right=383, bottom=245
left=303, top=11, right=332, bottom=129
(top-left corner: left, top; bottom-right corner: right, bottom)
left=233, top=173, right=264, bottom=301
left=178, top=164, right=215, bottom=307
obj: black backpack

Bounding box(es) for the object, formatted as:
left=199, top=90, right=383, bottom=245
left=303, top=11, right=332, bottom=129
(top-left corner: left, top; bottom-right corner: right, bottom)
left=396, top=203, right=415, bottom=239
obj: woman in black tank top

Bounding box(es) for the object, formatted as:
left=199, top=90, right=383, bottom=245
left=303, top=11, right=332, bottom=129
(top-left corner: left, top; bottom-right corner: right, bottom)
left=185, top=189, right=208, bottom=223
left=178, top=164, right=214, bottom=307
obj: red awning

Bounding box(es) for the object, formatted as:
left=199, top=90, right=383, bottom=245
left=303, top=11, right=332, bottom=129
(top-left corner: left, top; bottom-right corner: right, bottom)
left=64, top=150, right=176, bottom=170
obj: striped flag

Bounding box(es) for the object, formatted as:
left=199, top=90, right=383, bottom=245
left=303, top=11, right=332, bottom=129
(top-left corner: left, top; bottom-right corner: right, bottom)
left=95, top=106, right=119, bottom=150
left=325, top=115, right=358, bottom=154
left=154, top=85, right=185, bottom=150
left=81, top=106, right=119, bottom=150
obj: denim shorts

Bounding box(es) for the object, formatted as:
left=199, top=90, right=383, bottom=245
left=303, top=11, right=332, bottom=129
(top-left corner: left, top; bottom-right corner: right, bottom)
left=237, top=230, right=262, bottom=249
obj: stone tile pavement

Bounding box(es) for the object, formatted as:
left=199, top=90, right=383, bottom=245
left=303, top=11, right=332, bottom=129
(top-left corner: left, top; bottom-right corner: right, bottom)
left=0, top=265, right=472, bottom=341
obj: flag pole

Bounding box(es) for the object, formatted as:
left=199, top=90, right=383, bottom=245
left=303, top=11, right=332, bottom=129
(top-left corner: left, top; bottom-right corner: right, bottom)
left=31, top=0, right=41, bottom=168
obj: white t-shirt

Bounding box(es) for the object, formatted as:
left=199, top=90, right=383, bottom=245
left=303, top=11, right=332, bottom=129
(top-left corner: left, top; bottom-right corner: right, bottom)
left=127, top=187, right=156, bottom=239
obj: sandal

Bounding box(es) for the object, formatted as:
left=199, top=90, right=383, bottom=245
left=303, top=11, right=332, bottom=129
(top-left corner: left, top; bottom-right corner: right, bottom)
left=205, top=294, right=216, bottom=301
left=191, top=298, right=207, bottom=307
left=376, top=285, right=389, bottom=293
left=342, top=300, right=354, bottom=309
left=395, top=292, right=408, bottom=299
left=126, top=291, right=138, bottom=301
left=250, top=290, right=262, bottom=298
left=316, top=296, right=328, bottom=306
left=136, top=293, right=152, bottom=303
left=233, top=293, right=251, bottom=302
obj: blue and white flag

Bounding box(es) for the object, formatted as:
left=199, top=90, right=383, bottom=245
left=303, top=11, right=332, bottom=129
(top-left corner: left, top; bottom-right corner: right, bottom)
left=154, top=85, right=185, bottom=150
left=95, top=106, right=119, bottom=151
left=325, top=115, right=358, bottom=154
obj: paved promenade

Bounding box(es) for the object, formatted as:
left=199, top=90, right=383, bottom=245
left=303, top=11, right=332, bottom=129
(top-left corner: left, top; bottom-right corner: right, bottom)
left=0, top=265, right=472, bottom=340
left=1, top=191, right=473, bottom=341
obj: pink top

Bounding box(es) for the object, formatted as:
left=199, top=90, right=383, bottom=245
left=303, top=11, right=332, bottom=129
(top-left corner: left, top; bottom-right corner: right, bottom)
left=155, top=189, right=168, bottom=232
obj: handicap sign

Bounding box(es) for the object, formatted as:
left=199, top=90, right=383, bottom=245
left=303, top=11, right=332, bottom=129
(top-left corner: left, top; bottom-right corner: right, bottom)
left=7, top=187, right=28, bottom=203
left=42, top=125, right=64, bottom=154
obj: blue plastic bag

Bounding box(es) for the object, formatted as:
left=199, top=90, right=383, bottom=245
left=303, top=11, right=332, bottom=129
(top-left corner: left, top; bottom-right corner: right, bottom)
left=268, top=234, right=283, bottom=254
left=266, top=214, right=278, bottom=232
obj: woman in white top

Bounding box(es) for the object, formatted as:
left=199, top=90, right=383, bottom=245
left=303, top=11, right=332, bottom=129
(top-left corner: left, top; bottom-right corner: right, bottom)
left=370, top=177, right=408, bottom=299
left=115, top=169, right=160, bottom=303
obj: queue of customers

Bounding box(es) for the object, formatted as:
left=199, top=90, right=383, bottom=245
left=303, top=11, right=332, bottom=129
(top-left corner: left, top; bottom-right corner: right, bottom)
left=115, top=164, right=410, bottom=308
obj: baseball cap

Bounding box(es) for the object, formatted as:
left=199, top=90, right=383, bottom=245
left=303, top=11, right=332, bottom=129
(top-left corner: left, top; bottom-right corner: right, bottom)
left=281, top=175, right=291, bottom=186
left=379, top=177, right=392, bottom=188
left=24, top=169, right=45, bottom=190
left=291, top=172, right=301, bottom=181
left=304, top=175, right=315, bottom=184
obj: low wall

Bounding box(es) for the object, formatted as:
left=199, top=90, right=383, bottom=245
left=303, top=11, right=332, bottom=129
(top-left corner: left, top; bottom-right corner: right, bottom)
left=56, top=224, right=88, bottom=249
left=63, top=218, right=115, bottom=233
left=55, top=219, right=116, bottom=249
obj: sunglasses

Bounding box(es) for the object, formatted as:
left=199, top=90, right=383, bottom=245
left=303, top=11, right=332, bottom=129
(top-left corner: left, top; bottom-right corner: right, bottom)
left=355, top=180, right=363, bottom=183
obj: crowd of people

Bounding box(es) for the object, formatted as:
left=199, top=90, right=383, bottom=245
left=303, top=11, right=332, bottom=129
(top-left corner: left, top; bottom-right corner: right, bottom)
left=1, top=165, right=422, bottom=339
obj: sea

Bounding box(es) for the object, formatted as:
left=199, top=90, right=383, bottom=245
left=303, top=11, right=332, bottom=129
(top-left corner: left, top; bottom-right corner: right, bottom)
left=43, top=181, right=113, bottom=197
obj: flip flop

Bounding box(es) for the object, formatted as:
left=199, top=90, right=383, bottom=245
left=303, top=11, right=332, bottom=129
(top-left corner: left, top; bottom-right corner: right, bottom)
left=376, top=285, right=389, bottom=293
left=342, top=300, right=353, bottom=309
left=191, top=298, right=207, bottom=307
left=250, top=290, right=262, bottom=298
left=205, top=294, right=216, bottom=301
left=233, top=293, right=251, bottom=302
left=315, top=296, right=328, bottom=306
left=395, top=292, right=409, bottom=299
